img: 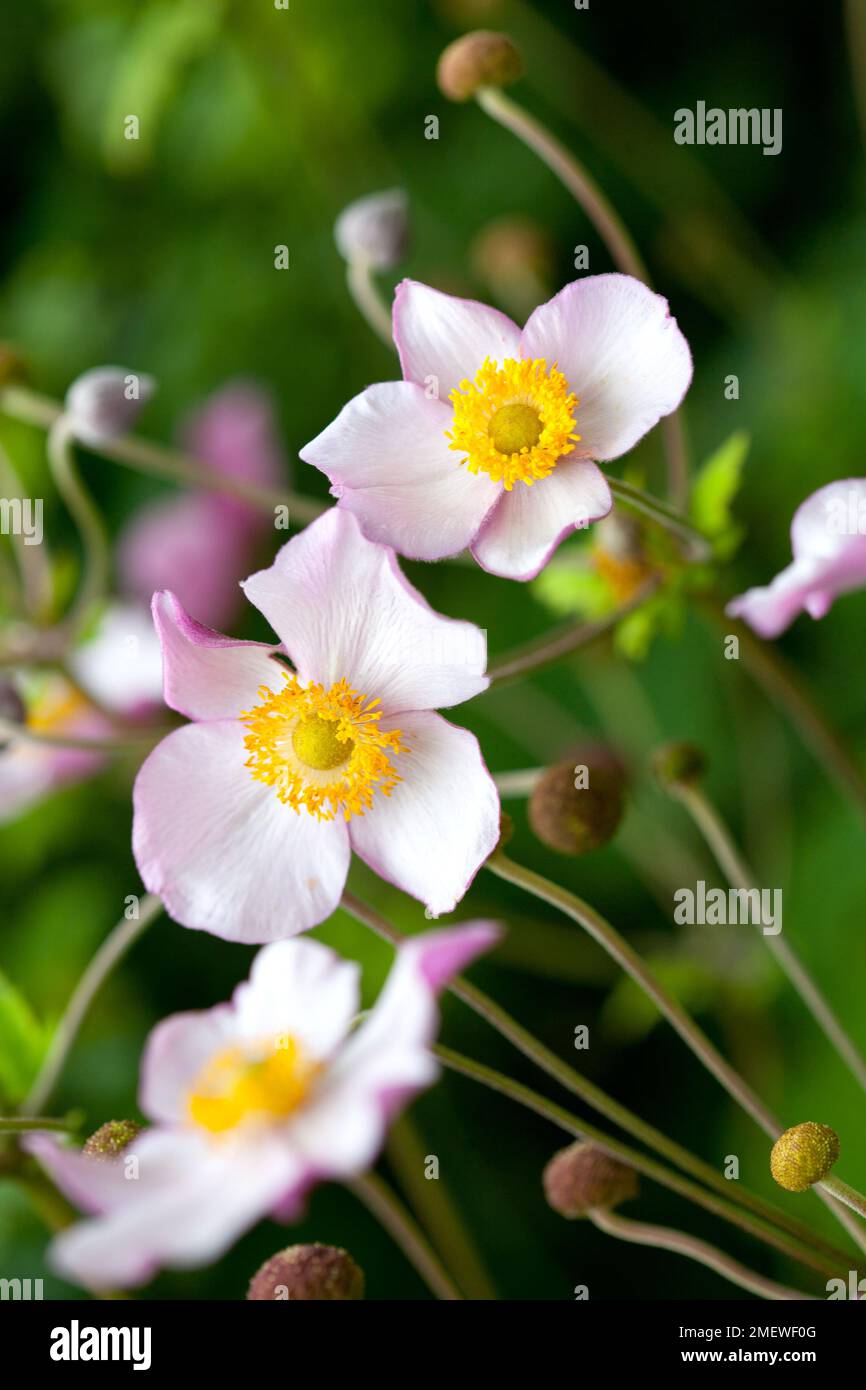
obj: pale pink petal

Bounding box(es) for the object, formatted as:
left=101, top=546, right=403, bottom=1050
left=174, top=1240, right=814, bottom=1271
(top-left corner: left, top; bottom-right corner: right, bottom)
left=232, top=939, right=360, bottom=1059
left=393, top=278, right=522, bottom=397
left=470, top=456, right=612, bottom=580
left=48, top=1129, right=293, bottom=1289
left=348, top=710, right=500, bottom=915
left=24, top=1132, right=138, bottom=1216
left=242, top=509, right=489, bottom=714
left=132, top=720, right=350, bottom=942
left=152, top=590, right=283, bottom=722
left=139, top=1005, right=237, bottom=1124
left=301, top=382, right=501, bottom=560
left=727, top=480, right=866, bottom=638
left=521, top=274, right=692, bottom=461
left=69, top=601, right=164, bottom=716
left=288, top=923, right=501, bottom=1176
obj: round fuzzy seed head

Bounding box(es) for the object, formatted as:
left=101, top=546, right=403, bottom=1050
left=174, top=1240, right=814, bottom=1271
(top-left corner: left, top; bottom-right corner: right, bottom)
left=529, top=751, right=625, bottom=855
left=247, top=1244, right=365, bottom=1301
left=770, top=1123, right=840, bottom=1193
left=436, top=31, right=523, bottom=102
left=651, top=740, right=707, bottom=791
left=543, top=1142, right=639, bottom=1219
left=82, top=1120, right=142, bottom=1160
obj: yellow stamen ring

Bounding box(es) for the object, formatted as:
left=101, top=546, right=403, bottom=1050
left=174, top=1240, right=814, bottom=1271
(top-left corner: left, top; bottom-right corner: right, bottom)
left=240, top=671, right=405, bottom=822
left=188, top=1035, right=318, bottom=1134
left=447, top=356, right=580, bottom=490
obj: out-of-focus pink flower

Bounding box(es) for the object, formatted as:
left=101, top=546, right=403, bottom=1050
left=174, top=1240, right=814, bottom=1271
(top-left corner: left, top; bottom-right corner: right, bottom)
left=727, top=479, right=866, bottom=638
left=132, top=508, right=499, bottom=943
left=0, top=603, right=164, bottom=823
left=118, top=383, right=285, bottom=631
left=301, top=275, right=692, bottom=581
left=27, top=925, right=500, bottom=1289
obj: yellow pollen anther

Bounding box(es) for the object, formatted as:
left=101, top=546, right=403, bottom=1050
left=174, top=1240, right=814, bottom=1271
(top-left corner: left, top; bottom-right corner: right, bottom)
left=188, top=1036, right=318, bottom=1134
left=447, top=356, right=580, bottom=490
left=292, top=714, right=355, bottom=771
left=240, top=672, right=406, bottom=822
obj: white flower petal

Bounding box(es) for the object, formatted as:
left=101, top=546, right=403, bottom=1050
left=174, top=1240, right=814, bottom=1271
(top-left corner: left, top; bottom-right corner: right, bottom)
left=470, top=456, right=612, bottom=580
left=301, top=381, right=501, bottom=560
left=521, top=274, right=692, bottom=461
left=348, top=710, right=500, bottom=915
left=393, top=278, right=522, bottom=397
left=152, top=590, right=283, bottom=722
left=242, top=509, right=489, bottom=714
left=132, top=720, right=350, bottom=942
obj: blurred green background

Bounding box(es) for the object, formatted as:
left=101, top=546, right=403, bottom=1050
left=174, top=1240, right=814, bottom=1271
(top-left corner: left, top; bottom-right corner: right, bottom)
left=2, top=0, right=866, bottom=1300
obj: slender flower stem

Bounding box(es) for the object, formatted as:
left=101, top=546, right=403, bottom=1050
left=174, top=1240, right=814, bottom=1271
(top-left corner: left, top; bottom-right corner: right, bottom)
left=484, top=850, right=866, bottom=1255
left=608, top=477, right=710, bottom=561
left=476, top=86, right=647, bottom=282
left=346, top=259, right=394, bottom=347
left=475, top=84, right=689, bottom=506
left=22, top=895, right=163, bottom=1117
left=486, top=576, right=661, bottom=688
left=339, top=890, right=854, bottom=1269
left=0, top=385, right=324, bottom=525
left=588, top=1207, right=814, bottom=1301
left=486, top=849, right=779, bottom=1136
left=435, top=1045, right=839, bottom=1283
left=820, top=1175, right=866, bottom=1223
left=494, top=767, right=543, bottom=798
left=386, top=1115, right=497, bottom=1300
left=348, top=1172, right=463, bottom=1300
left=47, top=418, right=110, bottom=641
left=702, top=598, right=866, bottom=826
left=670, top=779, right=866, bottom=1096
left=0, top=1116, right=75, bottom=1134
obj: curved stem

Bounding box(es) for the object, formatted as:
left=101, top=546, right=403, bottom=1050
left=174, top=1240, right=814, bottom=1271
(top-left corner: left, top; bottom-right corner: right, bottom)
left=672, top=780, right=866, bottom=1096
left=22, top=895, right=163, bottom=1117
left=486, top=849, right=780, bottom=1136
left=608, top=477, right=710, bottom=561
left=475, top=84, right=688, bottom=506
left=346, top=259, right=394, bottom=347
left=435, top=1045, right=837, bottom=1283
left=0, top=1116, right=75, bottom=1134
left=486, top=576, right=660, bottom=688
left=485, top=850, right=866, bottom=1255
left=820, top=1175, right=866, bottom=1222
left=339, top=890, right=855, bottom=1271
left=494, top=767, right=543, bottom=798
left=47, top=418, right=110, bottom=640
left=1, top=385, right=323, bottom=525
left=348, top=1171, right=462, bottom=1299
left=701, top=598, right=866, bottom=826
left=589, top=1207, right=814, bottom=1301
left=386, top=1115, right=497, bottom=1300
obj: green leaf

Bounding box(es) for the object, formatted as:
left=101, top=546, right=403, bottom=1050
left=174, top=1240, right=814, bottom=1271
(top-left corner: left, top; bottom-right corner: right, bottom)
left=690, top=430, right=750, bottom=556
left=531, top=558, right=610, bottom=620
left=0, top=970, right=49, bottom=1107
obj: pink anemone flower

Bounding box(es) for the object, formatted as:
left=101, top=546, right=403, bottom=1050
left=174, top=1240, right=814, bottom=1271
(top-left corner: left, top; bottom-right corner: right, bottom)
left=301, top=274, right=692, bottom=581
left=27, top=924, right=499, bottom=1289
left=132, top=508, right=499, bottom=942
left=118, top=382, right=285, bottom=631
left=727, top=479, right=866, bottom=638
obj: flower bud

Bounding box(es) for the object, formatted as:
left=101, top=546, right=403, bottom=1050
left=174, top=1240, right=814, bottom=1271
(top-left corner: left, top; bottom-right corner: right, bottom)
left=247, top=1244, right=365, bottom=1301
left=436, top=31, right=523, bottom=102
left=529, top=749, right=625, bottom=855
left=82, top=1119, right=142, bottom=1159
left=543, top=1141, right=639, bottom=1219
left=64, top=367, right=155, bottom=447
left=651, top=740, right=707, bottom=791
left=334, top=188, right=409, bottom=271
left=770, top=1122, right=840, bottom=1193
